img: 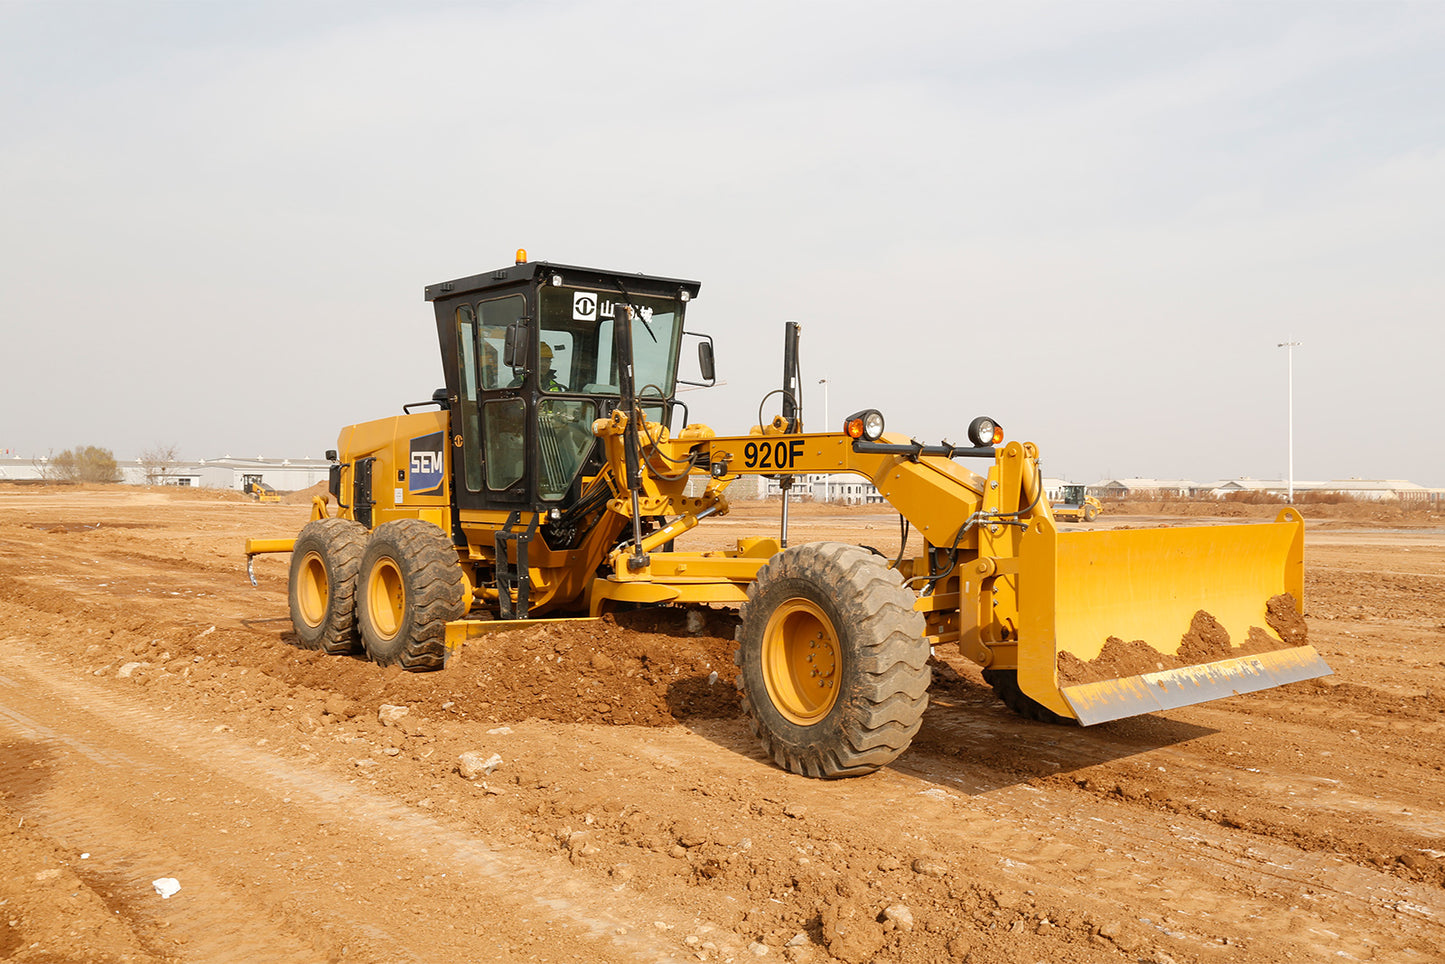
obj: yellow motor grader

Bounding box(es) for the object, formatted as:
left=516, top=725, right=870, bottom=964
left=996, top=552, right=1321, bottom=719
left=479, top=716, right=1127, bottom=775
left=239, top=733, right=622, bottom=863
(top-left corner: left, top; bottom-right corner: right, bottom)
left=246, top=253, right=1330, bottom=778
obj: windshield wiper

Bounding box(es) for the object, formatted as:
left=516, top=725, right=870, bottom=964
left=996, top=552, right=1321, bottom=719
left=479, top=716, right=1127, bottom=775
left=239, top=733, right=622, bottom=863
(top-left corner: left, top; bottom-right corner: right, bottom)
left=613, top=279, right=657, bottom=343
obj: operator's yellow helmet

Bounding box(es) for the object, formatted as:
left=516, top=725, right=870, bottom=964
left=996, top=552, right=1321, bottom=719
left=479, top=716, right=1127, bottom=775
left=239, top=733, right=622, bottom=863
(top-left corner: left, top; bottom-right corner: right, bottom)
left=541, top=343, right=554, bottom=364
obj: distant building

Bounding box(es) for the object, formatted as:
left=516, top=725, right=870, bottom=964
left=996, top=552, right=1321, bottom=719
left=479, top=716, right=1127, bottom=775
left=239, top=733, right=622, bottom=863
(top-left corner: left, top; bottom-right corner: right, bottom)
left=1093, top=478, right=1204, bottom=498
left=0, top=456, right=44, bottom=481
left=1312, top=479, right=1435, bottom=502
left=1, top=454, right=329, bottom=491
left=683, top=473, right=880, bottom=503
left=1206, top=477, right=1438, bottom=502
left=119, top=456, right=332, bottom=492
left=1207, top=478, right=1305, bottom=499
left=758, top=474, right=884, bottom=504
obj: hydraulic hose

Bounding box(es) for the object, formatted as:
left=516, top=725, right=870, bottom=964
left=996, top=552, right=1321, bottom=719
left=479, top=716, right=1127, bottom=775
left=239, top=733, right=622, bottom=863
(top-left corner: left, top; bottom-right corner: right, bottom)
left=912, top=457, right=1045, bottom=595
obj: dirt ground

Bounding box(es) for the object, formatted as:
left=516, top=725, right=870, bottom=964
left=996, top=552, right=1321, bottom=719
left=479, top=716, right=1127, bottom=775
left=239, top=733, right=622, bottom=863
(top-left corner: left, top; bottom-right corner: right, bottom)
left=0, top=485, right=1441, bottom=964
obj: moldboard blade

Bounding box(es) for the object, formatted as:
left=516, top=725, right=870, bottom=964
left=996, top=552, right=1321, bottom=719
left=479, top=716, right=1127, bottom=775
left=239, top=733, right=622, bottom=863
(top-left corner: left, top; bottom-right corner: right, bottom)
left=1060, top=645, right=1333, bottom=726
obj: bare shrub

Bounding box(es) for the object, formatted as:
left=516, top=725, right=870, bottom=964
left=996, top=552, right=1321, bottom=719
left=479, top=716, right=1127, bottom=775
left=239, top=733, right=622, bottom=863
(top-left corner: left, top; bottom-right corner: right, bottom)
left=45, top=446, right=121, bottom=483
left=1295, top=491, right=1363, bottom=506
left=139, top=443, right=181, bottom=484
left=1222, top=490, right=1287, bottom=505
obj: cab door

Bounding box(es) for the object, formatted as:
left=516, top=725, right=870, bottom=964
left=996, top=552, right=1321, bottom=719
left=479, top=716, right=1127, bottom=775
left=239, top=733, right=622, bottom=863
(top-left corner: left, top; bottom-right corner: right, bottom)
left=452, top=294, right=532, bottom=512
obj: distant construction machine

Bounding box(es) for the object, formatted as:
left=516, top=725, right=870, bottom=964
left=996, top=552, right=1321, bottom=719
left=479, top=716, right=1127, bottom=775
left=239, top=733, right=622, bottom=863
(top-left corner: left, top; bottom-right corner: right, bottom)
left=1051, top=483, right=1103, bottom=523
left=244, top=480, right=282, bottom=504
left=245, top=252, right=1331, bottom=778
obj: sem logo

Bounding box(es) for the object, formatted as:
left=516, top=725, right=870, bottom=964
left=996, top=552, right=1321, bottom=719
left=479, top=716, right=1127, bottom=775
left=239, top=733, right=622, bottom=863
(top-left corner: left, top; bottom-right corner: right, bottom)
left=573, top=291, right=598, bottom=321
left=408, top=432, right=445, bottom=495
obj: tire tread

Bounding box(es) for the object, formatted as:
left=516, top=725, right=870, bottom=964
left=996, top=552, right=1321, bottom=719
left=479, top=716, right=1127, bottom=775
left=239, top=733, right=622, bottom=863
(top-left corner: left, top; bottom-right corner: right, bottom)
left=358, top=519, right=465, bottom=671
left=288, top=518, right=368, bottom=655
left=735, top=541, right=930, bottom=778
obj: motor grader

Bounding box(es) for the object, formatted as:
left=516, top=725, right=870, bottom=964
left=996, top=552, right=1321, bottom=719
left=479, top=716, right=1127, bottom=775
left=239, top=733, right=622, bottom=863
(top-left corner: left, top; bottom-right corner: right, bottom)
left=246, top=252, right=1330, bottom=778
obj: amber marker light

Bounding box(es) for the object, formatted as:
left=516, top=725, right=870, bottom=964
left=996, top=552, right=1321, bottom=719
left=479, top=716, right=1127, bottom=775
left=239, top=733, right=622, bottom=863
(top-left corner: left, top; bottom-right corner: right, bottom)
left=515, top=248, right=527, bottom=264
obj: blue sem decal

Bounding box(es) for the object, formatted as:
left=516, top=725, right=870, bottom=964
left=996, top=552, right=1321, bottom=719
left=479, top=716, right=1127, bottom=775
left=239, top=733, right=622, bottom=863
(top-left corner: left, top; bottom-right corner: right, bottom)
left=408, top=432, right=445, bottom=494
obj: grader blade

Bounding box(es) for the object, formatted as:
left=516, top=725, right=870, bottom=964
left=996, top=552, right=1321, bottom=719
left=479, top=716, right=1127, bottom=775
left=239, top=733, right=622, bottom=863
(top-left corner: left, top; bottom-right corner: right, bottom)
left=1058, top=645, right=1332, bottom=726
left=1015, top=508, right=1330, bottom=725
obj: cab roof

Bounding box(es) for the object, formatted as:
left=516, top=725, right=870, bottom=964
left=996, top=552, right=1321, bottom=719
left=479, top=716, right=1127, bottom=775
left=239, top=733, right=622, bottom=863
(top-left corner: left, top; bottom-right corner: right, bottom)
left=424, top=260, right=701, bottom=302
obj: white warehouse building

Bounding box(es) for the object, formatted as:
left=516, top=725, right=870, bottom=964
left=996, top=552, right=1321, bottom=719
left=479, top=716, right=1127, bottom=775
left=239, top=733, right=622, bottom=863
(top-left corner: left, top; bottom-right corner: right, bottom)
left=119, top=456, right=333, bottom=492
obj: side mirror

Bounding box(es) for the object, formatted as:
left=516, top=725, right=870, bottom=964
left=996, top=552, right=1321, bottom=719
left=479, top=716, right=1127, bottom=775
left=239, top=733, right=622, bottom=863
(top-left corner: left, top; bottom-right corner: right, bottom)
left=676, top=332, right=717, bottom=389
left=697, top=340, right=716, bottom=383
left=502, top=323, right=528, bottom=369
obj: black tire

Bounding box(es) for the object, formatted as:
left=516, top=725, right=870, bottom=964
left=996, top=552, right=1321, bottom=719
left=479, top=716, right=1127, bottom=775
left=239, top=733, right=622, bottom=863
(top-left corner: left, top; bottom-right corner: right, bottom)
left=287, top=518, right=368, bottom=655
left=734, top=542, right=930, bottom=778
left=356, top=519, right=466, bottom=671
left=981, top=668, right=1078, bottom=726
left=1083, top=504, right=1098, bottom=522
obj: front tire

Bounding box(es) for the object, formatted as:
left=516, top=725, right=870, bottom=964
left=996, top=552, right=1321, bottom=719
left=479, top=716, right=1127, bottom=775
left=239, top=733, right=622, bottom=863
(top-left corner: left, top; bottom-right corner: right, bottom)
left=288, top=519, right=368, bottom=654
left=357, top=519, right=466, bottom=671
left=735, top=543, right=930, bottom=778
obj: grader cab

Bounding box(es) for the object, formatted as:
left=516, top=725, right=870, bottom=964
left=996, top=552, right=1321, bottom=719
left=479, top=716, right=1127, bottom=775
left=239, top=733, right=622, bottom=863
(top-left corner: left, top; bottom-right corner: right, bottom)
left=247, top=253, right=1330, bottom=778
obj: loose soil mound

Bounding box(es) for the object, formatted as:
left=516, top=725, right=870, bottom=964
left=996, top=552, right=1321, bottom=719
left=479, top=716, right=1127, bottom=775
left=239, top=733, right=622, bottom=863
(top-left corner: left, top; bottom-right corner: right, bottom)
left=282, top=480, right=331, bottom=505
left=177, top=608, right=747, bottom=731
left=437, top=609, right=742, bottom=726
left=1058, top=594, right=1305, bottom=686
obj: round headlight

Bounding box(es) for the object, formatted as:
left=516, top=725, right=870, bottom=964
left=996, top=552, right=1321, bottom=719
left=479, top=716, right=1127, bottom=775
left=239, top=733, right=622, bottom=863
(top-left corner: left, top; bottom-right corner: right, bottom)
left=968, top=416, right=1003, bottom=447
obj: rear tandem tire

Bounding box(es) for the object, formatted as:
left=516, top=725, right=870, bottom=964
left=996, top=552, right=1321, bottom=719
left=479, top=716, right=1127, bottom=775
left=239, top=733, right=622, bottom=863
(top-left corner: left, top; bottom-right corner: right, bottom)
left=356, top=519, right=467, bottom=671
left=734, top=542, right=931, bottom=778
left=982, top=668, right=1078, bottom=726
left=287, top=518, right=368, bottom=655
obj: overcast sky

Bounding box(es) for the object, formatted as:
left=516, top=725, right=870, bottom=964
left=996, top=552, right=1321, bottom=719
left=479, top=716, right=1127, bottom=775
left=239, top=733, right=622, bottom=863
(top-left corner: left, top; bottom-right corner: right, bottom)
left=2, top=1, right=1442, bottom=487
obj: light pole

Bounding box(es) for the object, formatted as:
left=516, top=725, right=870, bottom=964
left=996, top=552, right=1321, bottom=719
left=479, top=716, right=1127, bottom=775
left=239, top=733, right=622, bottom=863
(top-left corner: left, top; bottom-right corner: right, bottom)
left=818, top=377, right=829, bottom=503
left=1277, top=340, right=1301, bottom=503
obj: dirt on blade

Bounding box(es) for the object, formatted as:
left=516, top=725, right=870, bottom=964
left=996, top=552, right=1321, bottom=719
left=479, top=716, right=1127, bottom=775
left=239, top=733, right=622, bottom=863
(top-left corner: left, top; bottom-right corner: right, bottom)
left=1059, top=594, right=1307, bottom=686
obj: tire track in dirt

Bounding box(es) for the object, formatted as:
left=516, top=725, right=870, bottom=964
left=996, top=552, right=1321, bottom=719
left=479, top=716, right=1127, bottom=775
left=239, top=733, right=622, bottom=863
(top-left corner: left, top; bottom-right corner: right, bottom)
left=0, top=638, right=742, bottom=964
left=890, top=697, right=1443, bottom=962
left=527, top=702, right=1443, bottom=962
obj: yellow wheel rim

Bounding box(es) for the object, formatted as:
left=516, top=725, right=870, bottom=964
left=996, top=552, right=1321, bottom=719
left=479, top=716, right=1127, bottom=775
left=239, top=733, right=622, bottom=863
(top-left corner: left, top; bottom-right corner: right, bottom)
left=297, top=551, right=328, bottom=628
left=367, top=557, right=405, bottom=640
left=762, top=598, right=840, bottom=725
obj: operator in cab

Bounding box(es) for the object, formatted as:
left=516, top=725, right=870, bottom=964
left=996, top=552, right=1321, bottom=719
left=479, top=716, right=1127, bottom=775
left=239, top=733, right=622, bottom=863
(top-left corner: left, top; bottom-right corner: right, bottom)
left=511, top=343, right=566, bottom=392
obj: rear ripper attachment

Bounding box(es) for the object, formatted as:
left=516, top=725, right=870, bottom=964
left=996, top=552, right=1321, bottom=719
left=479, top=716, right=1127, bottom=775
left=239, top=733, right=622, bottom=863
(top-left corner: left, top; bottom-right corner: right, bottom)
left=245, top=252, right=1331, bottom=779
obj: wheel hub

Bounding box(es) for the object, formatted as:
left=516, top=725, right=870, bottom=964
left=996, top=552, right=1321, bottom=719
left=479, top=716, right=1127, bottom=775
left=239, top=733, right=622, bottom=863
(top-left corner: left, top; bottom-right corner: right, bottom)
left=367, top=557, right=406, bottom=640
left=297, top=551, right=328, bottom=628
left=762, top=598, right=840, bottom=725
